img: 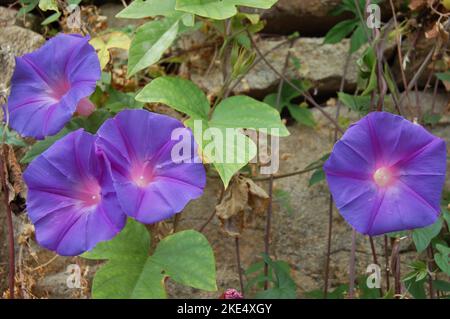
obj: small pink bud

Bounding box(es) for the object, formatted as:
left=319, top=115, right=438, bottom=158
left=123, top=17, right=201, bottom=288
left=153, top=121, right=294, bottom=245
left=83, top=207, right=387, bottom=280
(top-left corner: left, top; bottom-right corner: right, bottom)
left=219, top=289, right=243, bottom=299
left=76, top=98, right=95, bottom=117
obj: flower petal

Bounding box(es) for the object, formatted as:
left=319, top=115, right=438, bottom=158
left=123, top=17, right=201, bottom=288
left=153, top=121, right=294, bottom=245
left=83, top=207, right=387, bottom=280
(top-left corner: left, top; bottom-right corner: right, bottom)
left=24, top=129, right=126, bottom=256
left=96, top=110, right=206, bottom=223
left=6, top=33, right=100, bottom=139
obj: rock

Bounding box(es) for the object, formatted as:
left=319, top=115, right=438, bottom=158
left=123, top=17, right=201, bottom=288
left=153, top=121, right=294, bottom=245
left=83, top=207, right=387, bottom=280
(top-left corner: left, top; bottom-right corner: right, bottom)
left=99, top=3, right=147, bottom=30
left=0, top=6, right=42, bottom=32
left=0, top=26, right=45, bottom=90
left=190, top=37, right=361, bottom=99
left=255, top=0, right=403, bottom=36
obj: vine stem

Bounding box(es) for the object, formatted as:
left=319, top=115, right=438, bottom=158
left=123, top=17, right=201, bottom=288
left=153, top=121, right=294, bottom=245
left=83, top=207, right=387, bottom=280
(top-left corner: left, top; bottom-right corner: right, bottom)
left=263, top=174, right=274, bottom=290
left=235, top=237, right=245, bottom=297
left=0, top=144, right=15, bottom=299
left=198, top=186, right=225, bottom=233
left=324, top=47, right=351, bottom=298
left=427, top=245, right=435, bottom=299
left=384, top=235, right=390, bottom=292
left=348, top=229, right=357, bottom=299
left=390, top=238, right=402, bottom=297
left=323, top=195, right=334, bottom=298
left=262, top=40, right=293, bottom=291
left=369, top=236, right=383, bottom=297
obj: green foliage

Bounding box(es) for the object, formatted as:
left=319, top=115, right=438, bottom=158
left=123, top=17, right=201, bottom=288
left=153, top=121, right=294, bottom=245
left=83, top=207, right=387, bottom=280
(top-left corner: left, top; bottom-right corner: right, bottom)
left=128, top=16, right=181, bottom=76
left=412, top=217, right=443, bottom=253
left=436, top=72, right=450, bottom=82
left=338, top=92, right=371, bottom=115
left=434, top=244, right=450, bottom=275
left=263, top=80, right=315, bottom=127
left=273, top=189, right=294, bottom=215
left=137, top=76, right=288, bottom=187
left=175, top=0, right=277, bottom=20
left=20, top=110, right=111, bottom=164
left=83, top=219, right=217, bottom=298
left=136, top=76, right=210, bottom=118
left=323, top=0, right=381, bottom=53
left=403, top=260, right=429, bottom=283
left=309, top=169, right=325, bottom=187
left=105, top=87, right=145, bottom=113
left=245, top=254, right=296, bottom=299
left=304, top=284, right=348, bottom=299
left=306, top=153, right=329, bottom=187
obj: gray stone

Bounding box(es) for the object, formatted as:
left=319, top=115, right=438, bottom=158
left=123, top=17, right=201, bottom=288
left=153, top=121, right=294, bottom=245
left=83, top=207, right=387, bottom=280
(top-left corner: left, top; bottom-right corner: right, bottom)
left=246, top=0, right=402, bottom=36
left=0, top=26, right=45, bottom=90
left=0, top=6, right=42, bottom=32
left=99, top=3, right=147, bottom=30
left=190, top=37, right=361, bottom=99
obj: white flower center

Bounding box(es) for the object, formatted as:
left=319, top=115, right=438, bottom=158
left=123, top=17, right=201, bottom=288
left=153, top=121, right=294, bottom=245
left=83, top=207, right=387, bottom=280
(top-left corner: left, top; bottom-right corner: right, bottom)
left=373, top=167, right=391, bottom=187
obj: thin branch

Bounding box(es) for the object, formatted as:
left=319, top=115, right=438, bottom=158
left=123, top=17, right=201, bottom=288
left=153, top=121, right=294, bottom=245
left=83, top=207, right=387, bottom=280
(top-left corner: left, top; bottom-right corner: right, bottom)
left=263, top=42, right=293, bottom=291
left=369, top=236, right=383, bottom=297
left=246, top=31, right=345, bottom=134
left=253, top=164, right=322, bottom=181
left=324, top=51, right=351, bottom=298
left=235, top=237, right=245, bottom=297
left=225, top=38, right=295, bottom=97
left=348, top=229, right=357, bottom=299
left=427, top=245, right=435, bottom=299
left=263, top=174, right=274, bottom=291
left=384, top=235, right=390, bottom=292
left=198, top=186, right=225, bottom=233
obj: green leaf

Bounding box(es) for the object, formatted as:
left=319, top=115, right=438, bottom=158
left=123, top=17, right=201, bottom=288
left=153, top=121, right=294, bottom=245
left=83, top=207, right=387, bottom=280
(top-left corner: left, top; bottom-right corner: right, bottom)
left=18, top=0, right=39, bottom=16
left=436, top=72, right=450, bottom=82
left=433, top=279, right=450, bottom=292
left=186, top=118, right=257, bottom=188
left=434, top=244, right=450, bottom=275
left=210, top=96, right=290, bottom=137
left=412, top=218, right=443, bottom=253
left=358, top=275, right=381, bottom=299
left=350, top=23, right=368, bottom=53
left=323, top=19, right=358, bottom=44
left=4, top=130, right=27, bottom=147
left=105, top=87, right=145, bottom=113
left=254, top=255, right=297, bottom=299
left=116, top=0, right=176, bottom=19
left=175, top=0, right=277, bottom=20
left=38, top=0, right=58, bottom=12
left=128, top=17, right=180, bottom=76
left=338, top=92, right=371, bottom=114
left=404, top=278, right=427, bottom=299
left=83, top=219, right=217, bottom=298
left=309, top=168, right=325, bottom=187
left=287, top=103, right=315, bottom=127
left=136, top=76, right=210, bottom=119
left=423, top=112, right=442, bottom=126
left=20, top=110, right=111, bottom=163
left=273, top=189, right=293, bottom=215
left=41, top=11, right=61, bottom=25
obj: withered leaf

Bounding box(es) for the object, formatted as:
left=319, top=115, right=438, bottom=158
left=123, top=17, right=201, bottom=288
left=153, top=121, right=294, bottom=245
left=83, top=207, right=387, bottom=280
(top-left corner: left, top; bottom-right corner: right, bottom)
left=215, top=176, right=269, bottom=237
left=1, top=144, right=26, bottom=214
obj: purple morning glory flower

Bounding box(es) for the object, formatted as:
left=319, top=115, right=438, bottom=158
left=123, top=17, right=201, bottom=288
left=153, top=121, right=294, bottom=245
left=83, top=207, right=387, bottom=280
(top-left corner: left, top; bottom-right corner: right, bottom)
left=23, top=129, right=126, bottom=256
left=96, top=109, right=206, bottom=224
left=324, top=112, right=446, bottom=236
left=5, top=33, right=100, bottom=140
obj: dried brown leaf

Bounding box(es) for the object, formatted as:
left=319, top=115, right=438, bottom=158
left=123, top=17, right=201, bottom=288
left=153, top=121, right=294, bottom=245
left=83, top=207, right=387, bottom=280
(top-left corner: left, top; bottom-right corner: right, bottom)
left=215, top=176, right=268, bottom=237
